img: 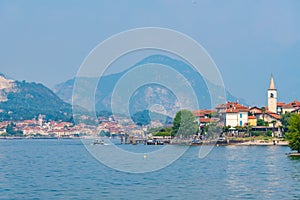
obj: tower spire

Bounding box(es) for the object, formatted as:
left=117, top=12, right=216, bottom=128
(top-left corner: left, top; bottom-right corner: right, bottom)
left=268, top=74, right=277, bottom=113
left=269, top=74, right=276, bottom=90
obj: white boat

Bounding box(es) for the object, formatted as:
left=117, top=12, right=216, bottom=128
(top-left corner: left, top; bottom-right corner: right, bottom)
left=93, top=139, right=104, bottom=145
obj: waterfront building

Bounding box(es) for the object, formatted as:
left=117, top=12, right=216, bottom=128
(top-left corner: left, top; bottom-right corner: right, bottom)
left=216, top=102, right=249, bottom=127
left=192, top=109, right=217, bottom=128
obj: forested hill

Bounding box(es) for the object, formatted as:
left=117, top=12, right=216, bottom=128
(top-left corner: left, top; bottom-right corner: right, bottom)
left=0, top=74, right=72, bottom=121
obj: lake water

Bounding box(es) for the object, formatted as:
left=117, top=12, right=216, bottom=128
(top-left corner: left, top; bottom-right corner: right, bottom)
left=0, top=139, right=300, bottom=199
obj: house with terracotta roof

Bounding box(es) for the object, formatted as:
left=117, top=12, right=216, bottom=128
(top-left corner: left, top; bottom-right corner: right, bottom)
left=255, top=111, right=282, bottom=127
left=249, top=107, right=262, bottom=115
left=292, top=107, right=300, bottom=114
left=249, top=107, right=281, bottom=127
left=248, top=116, right=257, bottom=126
left=192, top=110, right=216, bottom=119
left=216, top=102, right=249, bottom=127
left=192, top=109, right=217, bottom=128
left=282, top=100, right=300, bottom=114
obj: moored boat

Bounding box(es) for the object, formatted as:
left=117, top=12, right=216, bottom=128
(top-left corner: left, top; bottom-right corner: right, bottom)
left=93, top=139, right=105, bottom=145
left=287, top=152, right=300, bottom=157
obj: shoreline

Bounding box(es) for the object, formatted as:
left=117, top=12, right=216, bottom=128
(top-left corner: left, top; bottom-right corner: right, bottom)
left=232, top=141, right=288, bottom=146
left=0, top=137, right=289, bottom=147
left=0, top=136, right=80, bottom=140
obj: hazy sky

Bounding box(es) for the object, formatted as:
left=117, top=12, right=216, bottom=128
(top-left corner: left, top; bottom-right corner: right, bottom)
left=0, top=0, right=299, bottom=106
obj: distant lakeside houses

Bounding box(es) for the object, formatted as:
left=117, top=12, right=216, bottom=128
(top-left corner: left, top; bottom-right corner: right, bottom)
left=0, top=113, right=147, bottom=138
left=0, top=75, right=299, bottom=138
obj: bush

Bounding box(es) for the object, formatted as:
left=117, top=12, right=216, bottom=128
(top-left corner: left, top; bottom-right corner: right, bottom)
left=266, top=130, right=272, bottom=137
left=251, top=131, right=265, bottom=137
left=153, top=131, right=171, bottom=137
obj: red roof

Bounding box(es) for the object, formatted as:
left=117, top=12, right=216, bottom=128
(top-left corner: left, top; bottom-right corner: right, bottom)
left=199, top=118, right=212, bottom=123
left=283, top=100, right=300, bottom=108
left=23, top=120, right=36, bottom=124
left=198, top=118, right=219, bottom=123
left=265, top=112, right=281, bottom=120
left=250, top=107, right=262, bottom=114
left=248, top=116, right=256, bottom=119
left=217, top=102, right=249, bottom=113
left=192, top=110, right=216, bottom=117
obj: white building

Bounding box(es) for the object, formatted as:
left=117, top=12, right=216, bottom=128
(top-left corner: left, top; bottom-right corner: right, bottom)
left=216, top=102, right=249, bottom=127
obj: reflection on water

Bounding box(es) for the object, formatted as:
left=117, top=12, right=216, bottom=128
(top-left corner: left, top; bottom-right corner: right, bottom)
left=0, top=139, right=300, bottom=199
left=289, top=156, right=300, bottom=161
left=225, top=146, right=257, bottom=199
left=224, top=146, right=300, bottom=199
left=0, top=152, right=6, bottom=192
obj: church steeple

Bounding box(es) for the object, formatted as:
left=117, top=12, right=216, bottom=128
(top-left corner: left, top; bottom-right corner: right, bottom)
left=268, top=74, right=277, bottom=113
left=269, top=74, right=276, bottom=90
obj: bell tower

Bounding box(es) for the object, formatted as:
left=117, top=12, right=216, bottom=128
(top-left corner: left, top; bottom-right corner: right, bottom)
left=268, top=74, right=277, bottom=113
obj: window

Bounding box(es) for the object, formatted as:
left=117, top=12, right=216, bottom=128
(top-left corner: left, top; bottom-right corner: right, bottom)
left=270, top=93, right=274, bottom=98
left=240, top=113, right=242, bottom=118
left=240, top=121, right=243, bottom=126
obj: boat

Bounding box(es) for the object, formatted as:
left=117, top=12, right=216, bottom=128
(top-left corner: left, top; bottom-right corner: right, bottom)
left=146, top=139, right=164, bottom=145
left=190, top=139, right=203, bottom=146
left=287, top=152, right=300, bottom=157
left=93, top=139, right=105, bottom=145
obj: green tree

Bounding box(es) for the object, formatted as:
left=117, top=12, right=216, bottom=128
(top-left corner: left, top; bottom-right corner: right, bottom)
left=223, top=126, right=231, bottom=134
left=257, top=119, right=268, bottom=126
left=5, top=122, right=15, bottom=134
left=285, top=114, right=300, bottom=153
left=261, top=107, right=266, bottom=121
left=281, top=112, right=292, bottom=133
left=154, top=131, right=172, bottom=137
left=5, top=122, right=23, bottom=136
left=205, top=122, right=223, bottom=139
left=245, top=124, right=253, bottom=138
left=172, top=110, right=198, bottom=139
left=271, top=120, right=277, bottom=137
left=208, top=112, right=218, bottom=118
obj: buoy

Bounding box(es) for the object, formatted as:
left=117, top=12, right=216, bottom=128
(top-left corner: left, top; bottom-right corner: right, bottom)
left=144, top=154, right=147, bottom=159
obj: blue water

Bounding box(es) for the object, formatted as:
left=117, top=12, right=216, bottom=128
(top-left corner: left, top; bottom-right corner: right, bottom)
left=0, top=139, right=300, bottom=200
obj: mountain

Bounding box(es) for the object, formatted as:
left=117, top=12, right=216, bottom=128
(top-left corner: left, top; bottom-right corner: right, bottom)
left=131, top=110, right=173, bottom=126
left=0, top=74, right=72, bottom=121
left=53, top=55, right=247, bottom=117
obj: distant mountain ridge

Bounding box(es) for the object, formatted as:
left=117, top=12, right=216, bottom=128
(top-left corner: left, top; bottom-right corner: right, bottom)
left=0, top=74, right=72, bottom=121
left=53, top=55, right=247, bottom=116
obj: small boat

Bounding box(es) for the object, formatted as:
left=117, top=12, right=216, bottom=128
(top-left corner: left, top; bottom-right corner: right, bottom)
left=146, top=139, right=164, bottom=145
left=287, top=152, right=300, bottom=157
left=190, top=139, right=203, bottom=146
left=93, top=139, right=105, bottom=145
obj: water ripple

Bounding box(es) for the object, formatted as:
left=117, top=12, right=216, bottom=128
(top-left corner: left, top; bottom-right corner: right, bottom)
left=0, top=140, right=299, bottom=199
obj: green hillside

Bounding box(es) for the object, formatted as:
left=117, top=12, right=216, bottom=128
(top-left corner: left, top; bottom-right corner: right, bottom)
left=0, top=79, right=72, bottom=121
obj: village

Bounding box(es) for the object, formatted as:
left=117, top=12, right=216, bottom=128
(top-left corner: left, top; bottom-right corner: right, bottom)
left=0, top=75, right=299, bottom=143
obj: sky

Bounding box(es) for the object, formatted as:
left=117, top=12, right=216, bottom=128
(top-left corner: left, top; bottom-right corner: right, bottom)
left=0, top=0, right=299, bottom=106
